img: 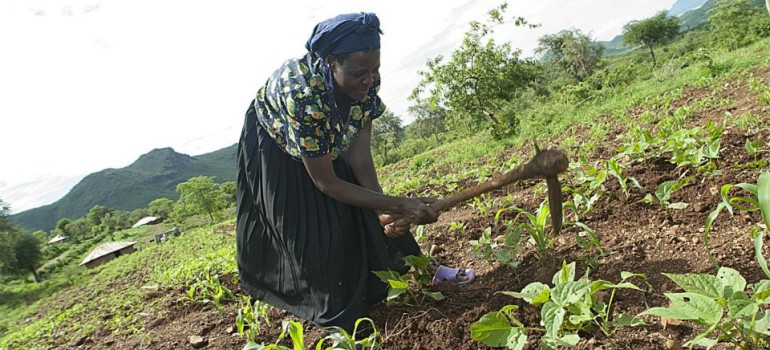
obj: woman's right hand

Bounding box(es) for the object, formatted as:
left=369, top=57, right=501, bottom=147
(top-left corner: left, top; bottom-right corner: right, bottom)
left=397, top=197, right=438, bottom=225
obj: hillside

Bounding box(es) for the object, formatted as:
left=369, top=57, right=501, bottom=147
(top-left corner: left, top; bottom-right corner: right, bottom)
left=9, top=144, right=237, bottom=232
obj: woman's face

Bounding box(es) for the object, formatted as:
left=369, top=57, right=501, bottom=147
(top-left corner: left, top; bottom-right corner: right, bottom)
left=328, top=49, right=380, bottom=101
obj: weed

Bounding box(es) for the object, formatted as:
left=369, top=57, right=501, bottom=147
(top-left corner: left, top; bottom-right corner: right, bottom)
left=372, top=255, right=444, bottom=306
left=471, top=261, right=646, bottom=349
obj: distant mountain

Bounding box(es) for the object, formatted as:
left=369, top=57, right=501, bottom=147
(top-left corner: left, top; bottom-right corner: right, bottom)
left=669, top=0, right=709, bottom=16
left=9, top=144, right=238, bottom=232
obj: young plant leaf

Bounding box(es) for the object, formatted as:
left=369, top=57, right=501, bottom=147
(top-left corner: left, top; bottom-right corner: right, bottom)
left=470, top=310, right=527, bottom=349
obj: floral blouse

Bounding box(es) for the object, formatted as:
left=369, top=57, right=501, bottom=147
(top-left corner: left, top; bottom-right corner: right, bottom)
left=254, top=53, right=386, bottom=160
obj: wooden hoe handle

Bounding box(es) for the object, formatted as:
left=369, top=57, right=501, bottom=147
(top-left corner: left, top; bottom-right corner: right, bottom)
left=392, top=146, right=569, bottom=234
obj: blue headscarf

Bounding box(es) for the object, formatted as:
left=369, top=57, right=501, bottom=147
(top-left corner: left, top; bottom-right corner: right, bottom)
left=305, top=13, right=382, bottom=125
left=305, top=12, right=382, bottom=58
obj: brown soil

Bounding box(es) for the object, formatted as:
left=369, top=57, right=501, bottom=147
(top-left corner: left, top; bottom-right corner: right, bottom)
left=57, top=69, right=770, bottom=350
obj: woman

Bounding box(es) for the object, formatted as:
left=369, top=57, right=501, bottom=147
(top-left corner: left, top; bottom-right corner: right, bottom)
left=235, top=12, right=471, bottom=333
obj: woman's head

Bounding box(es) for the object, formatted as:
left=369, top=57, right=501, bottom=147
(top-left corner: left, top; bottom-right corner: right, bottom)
left=325, top=50, right=380, bottom=101
left=306, top=12, right=382, bottom=101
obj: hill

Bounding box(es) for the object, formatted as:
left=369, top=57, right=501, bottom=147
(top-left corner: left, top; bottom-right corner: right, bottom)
left=9, top=144, right=238, bottom=232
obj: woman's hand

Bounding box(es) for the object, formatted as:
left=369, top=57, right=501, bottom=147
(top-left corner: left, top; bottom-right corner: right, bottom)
left=397, top=197, right=438, bottom=225
left=378, top=213, right=410, bottom=238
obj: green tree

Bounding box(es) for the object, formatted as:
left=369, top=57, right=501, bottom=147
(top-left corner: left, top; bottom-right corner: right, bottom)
left=371, top=111, right=405, bottom=164
left=0, top=199, right=17, bottom=272
left=218, top=181, right=237, bottom=207
left=86, top=205, right=113, bottom=234
left=53, top=217, right=72, bottom=239
left=11, top=232, right=42, bottom=282
left=406, top=102, right=447, bottom=143
left=622, top=11, right=680, bottom=66
left=174, top=176, right=227, bottom=223
left=148, top=197, right=175, bottom=218
left=708, top=0, right=770, bottom=49
left=100, top=210, right=131, bottom=236
left=64, top=218, right=91, bottom=243
left=535, top=29, right=604, bottom=82
left=411, top=3, right=540, bottom=133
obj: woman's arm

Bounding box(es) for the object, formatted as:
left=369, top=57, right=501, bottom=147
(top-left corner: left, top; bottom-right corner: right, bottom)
left=347, top=122, right=382, bottom=194
left=302, top=154, right=436, bottom=224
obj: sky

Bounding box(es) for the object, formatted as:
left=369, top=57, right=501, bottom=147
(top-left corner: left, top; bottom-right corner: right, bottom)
left=0, top=0, right=677, bottom=213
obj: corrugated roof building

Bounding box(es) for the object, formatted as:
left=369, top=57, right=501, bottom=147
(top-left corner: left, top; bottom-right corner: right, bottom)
left=80, top=241, right=137, bottom=269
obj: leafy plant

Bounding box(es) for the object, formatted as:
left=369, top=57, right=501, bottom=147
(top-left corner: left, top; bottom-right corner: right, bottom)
left=372, top=255, right=444, bottom=306
left=470, top=221, right=523, bottom=269
left=639, top=266, right=770, bottom=349
left=704, top=172, right=770, bottom=268
left=606, top=159, right=641, bottom=198
left=316, top=318, right=382, bottom=350
left=471, top=261, right=646, bottom=349
left=639, top=175, right=691, bottom=209
left=236, top=296, right=272, bottom=342
left=512, top=202, right=553, bottom=260
left=243, top=320, right=304, bottom=350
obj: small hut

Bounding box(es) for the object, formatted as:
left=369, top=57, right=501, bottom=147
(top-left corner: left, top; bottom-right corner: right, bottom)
left=47, top=235, right=67, bottom=245
left=80, top=241, right=137, bottom=269
left=131, top=216, right=163, bottom=228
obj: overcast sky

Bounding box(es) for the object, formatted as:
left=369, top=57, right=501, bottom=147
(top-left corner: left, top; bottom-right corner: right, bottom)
left=0, top=0, right=677, bottom=213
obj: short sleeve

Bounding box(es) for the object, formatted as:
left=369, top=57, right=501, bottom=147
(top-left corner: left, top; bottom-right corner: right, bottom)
left=286, top=91, right=331, bottom=158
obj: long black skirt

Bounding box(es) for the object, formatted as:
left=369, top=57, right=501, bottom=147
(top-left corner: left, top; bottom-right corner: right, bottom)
left=236, top=101, right=421, bottom=332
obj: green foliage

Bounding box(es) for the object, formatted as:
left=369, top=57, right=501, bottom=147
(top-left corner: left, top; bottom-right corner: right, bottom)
left=316, top=318, right=382, bottom=350
left=472, top=262, right=646, bottom=349
left=236, top=296, right=272, bottom=342
left=511, top=202, right=554, bottom=260
left=148, top=197, right=175, bottom=218
left=640, top=266, right=770, bottom=348
left=173, top=176, right=229, bottom=223
left=707, top=0, right=770, bottom=50
left=371, top=111, right=405, bottom=165
left=470, top=223, right=523, bottom=269
left=411, top=3, right=540, bottom=133
left=535, top=29, right=604, bottom=82
left=622, top=11, right=680, bottom=66
left=704, top=172, right=770, bottom=268
left=0, top=230, right=43, bottom=282
left=372, top=255, right=444, bottom=306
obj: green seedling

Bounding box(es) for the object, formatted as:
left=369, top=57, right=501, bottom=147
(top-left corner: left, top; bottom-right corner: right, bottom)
left=563, top=186, right=600, bottom=224
left=236, top=296, right=272, bottom=342
left=704, top=172, right=769, bottom=268
left=512, top=202, right=553, bottom=260
left=639, top=266, right=770, bottom=349
left=606, top=160, right=641, bottom=198
left=316, top=318, right=381, bottom=350
left=470, top=222, right=523, bottom=269
left=243, top=320, right=304, bottom=350
left=471, top=261, right=646, bottom=349
left=372, top=255, right=444, bottom=306
left=639, top=175, right=691, bottom=209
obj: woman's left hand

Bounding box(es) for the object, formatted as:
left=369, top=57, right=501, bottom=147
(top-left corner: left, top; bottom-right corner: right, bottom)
left=378, top=213, right=410, bottom=238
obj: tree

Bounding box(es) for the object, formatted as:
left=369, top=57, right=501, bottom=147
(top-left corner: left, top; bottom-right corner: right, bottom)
left=10, top=232, right=42, bottom=282
left=622, top=11, right=680, bottom=66
left=86, top=205, right=114, bottom=235
left=406, top=102, right=447, bottom=143
left=64, top=218, right=91, bottom=243
left=148, top=198, right=175, bottom=218
left=535, top=29, right=604, bottom=82
left=0, top=200, right=43, bottom=282
left=53, top=217, right=72, bottom=238
left=0, top=199, right=17, bottom=272
left=218, top=182, right=237, bottom=207
left=371, top=111, right=405, bottom=164
left=174, top=176, right=227, bottom=223
left=411, top=3, right=540, bottom=132
left=707, top=0, right=770, bottom=50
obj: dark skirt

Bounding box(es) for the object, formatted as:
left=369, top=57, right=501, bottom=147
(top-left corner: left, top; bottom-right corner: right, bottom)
left=236, top=101, right=420, bottom=332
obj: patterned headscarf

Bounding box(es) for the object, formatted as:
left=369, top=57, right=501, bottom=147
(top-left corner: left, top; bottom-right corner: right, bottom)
left=305, top=12, right=382, bottom=58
